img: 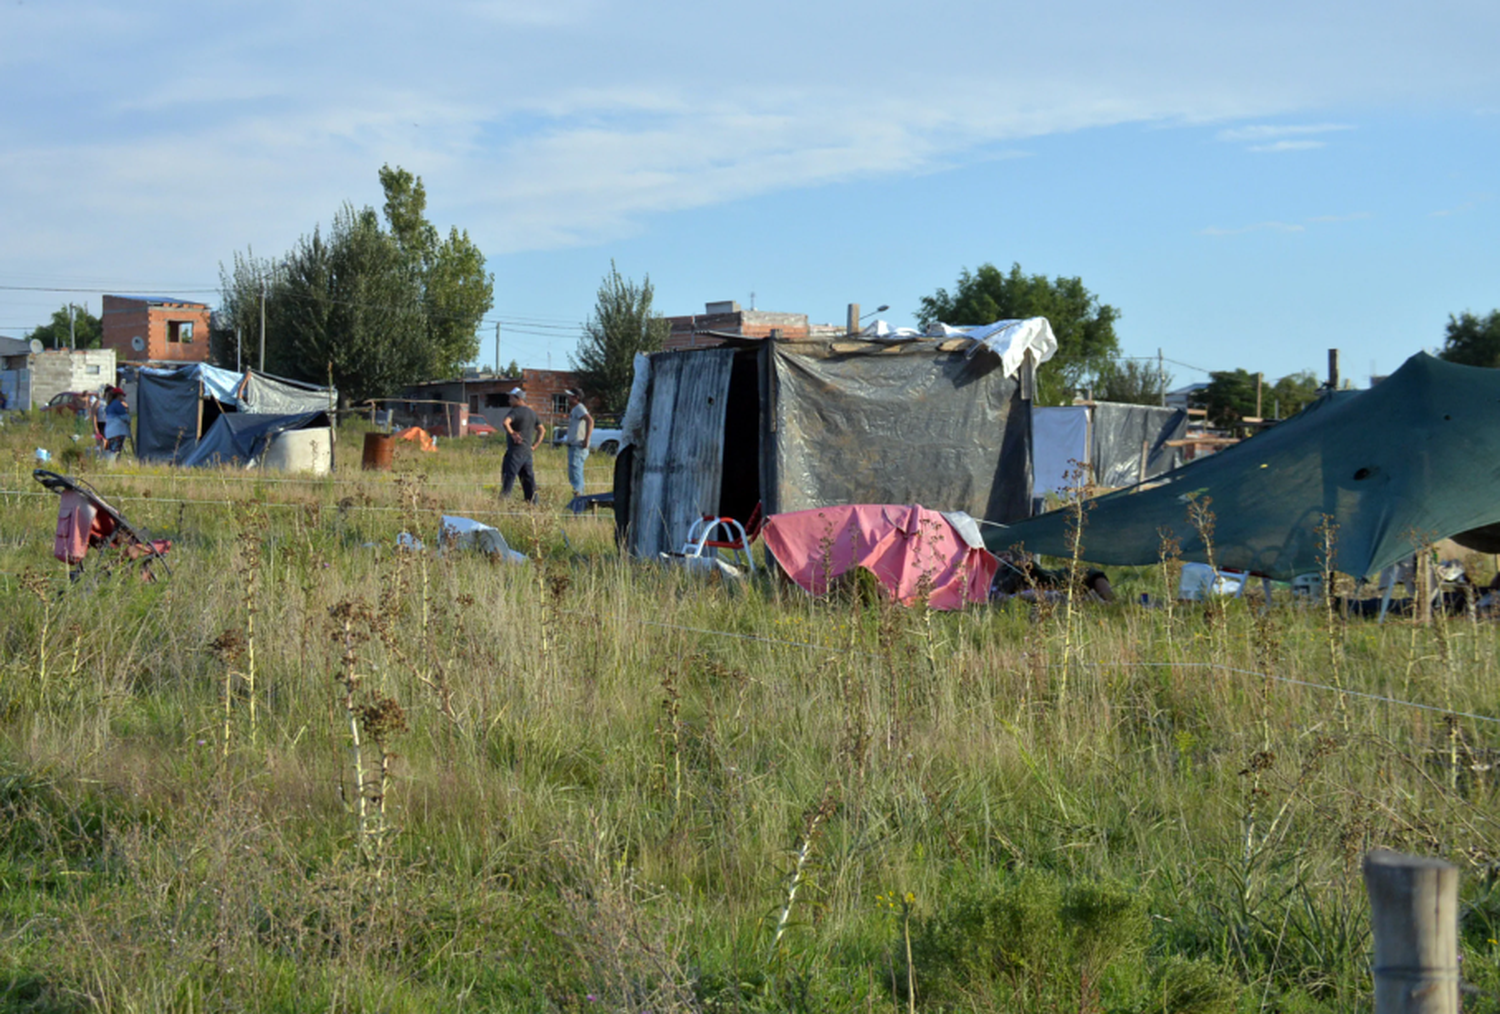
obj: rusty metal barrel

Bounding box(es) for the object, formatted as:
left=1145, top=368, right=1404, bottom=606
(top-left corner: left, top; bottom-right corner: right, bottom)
left=361, top=431, right=395, bottom=471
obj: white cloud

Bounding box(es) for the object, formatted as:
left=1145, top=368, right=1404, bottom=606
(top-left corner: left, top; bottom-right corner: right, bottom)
left=0, top=0, right=1497, bottom=300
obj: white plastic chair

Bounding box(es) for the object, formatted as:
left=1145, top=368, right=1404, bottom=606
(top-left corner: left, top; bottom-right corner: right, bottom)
left=679, top=516, right=756, bottom=575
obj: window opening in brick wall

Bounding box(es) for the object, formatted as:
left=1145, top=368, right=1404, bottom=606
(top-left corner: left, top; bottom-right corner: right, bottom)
left=168, top=321, right=194, bottom=343
left=551, top=393, right=569, bottom=417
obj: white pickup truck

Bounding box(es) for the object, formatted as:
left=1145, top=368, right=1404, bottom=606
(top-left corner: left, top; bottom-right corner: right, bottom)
left=551, top=424, right=622, bottom=455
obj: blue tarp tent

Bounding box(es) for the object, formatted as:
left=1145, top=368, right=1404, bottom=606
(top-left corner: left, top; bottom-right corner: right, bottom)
left=179, top=411, right=332, bottom=468
left=134, top=364, right=334, bottom=463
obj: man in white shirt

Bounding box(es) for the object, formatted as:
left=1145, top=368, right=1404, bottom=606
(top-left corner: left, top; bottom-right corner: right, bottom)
left=564, top=389, right=593, bottom=497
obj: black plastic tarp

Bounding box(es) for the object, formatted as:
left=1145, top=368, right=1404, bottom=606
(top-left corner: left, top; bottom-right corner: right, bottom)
left=1090, top=402, right=1188, bottom=488
left=771, top=341, right=1033, bottom=523
left=179, top=411, right=331, bottom=468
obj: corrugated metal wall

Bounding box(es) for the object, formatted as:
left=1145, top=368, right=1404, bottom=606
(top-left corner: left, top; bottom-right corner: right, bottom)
left=628, top=348, right=737, bottom=558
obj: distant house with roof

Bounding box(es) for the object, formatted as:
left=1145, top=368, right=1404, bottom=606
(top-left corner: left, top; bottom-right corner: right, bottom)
left=0, top=335, right=116, bottom=410
left=102, top=295, right=212, bottom=364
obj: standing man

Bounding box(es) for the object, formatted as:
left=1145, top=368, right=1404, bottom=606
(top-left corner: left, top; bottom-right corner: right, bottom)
left=501, top=387, right=544, bottom=502
left=564, top=388, right=594, bottom=498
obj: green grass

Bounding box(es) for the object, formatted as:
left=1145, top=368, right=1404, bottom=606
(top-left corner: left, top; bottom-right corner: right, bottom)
left=1, top=411, right=1498, bottom=1011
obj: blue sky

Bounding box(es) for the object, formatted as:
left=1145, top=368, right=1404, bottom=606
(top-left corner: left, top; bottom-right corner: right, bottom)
left=2, top=0, right=1495, bottom=389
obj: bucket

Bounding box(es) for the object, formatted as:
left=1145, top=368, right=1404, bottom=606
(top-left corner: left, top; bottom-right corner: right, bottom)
left=362, top=431, right=395, bottom=471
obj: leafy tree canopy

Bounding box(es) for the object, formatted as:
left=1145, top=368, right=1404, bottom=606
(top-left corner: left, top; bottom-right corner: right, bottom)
left=217, top=165, right=493, bottom=404
left=1094, top=359, right=1173, bottom=406
left=1438, top=310, right=1500, bottom=368
left=917, top=262, right=1120, bottom=404
left=1198, top=369, right=1320, bottom=428
left=570, top=261, right=669, bottom=414
left=26, top=304, right=102, bottom=350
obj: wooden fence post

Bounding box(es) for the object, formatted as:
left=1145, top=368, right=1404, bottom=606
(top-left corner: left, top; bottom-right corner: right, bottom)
left=1363, top=849, right=1459, bottom=1013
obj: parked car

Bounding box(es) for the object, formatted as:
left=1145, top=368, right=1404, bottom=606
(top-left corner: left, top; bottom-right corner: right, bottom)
left=46, top=391, right=95, bottom=416
left=551, top=424, right=622, bottom=455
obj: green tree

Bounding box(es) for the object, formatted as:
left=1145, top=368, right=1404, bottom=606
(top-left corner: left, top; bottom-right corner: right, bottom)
left=1438, top=310, right=1500, bottom=368
left=571, top=261, right=669, bottom=413
left=1269, top=370, right=1319, bottom=418
left=917, top=262, right=1120, bottom=404
left=1095, top=358, right=1173, bottom=405
left=26, top=304, right=102, bottom=350
left=217, top=166, right=493, bottom=403
left=1199, top=368, right=1320, bottom=428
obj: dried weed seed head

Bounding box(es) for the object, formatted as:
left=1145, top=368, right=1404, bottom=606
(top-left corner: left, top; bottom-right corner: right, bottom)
left=357, top=693, right=409, bottom=745
left=208, top=628, right=247, bottom=666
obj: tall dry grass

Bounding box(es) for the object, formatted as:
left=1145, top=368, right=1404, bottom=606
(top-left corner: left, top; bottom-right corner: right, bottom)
left=1, top=409, right=1499, bottom=1012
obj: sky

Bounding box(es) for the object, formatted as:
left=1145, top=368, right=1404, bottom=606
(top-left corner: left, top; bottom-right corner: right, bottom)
left=2, top=0, right=1496, bottom=389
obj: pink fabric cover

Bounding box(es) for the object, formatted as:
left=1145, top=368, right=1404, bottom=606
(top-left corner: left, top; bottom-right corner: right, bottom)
left=761, top=504, right=998, bottom=610
left=53, top=490, right=115, bottom=565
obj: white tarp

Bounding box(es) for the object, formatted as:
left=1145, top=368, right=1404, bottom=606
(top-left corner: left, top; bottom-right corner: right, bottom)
left=439, top=515, right=528, bottom=563
left=1032, top=405, right=1090, bottom=496
left=859, top=317, right=1059, bottom=380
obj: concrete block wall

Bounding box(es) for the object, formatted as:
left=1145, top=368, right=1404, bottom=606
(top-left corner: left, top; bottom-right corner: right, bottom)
left=28, top=349, right=116, bottom=407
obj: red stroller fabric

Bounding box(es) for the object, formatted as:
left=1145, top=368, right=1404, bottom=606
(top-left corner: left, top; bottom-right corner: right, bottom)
left=761, top=504, right=998, bottom=610
left=54, top=490, right=117, bottom=565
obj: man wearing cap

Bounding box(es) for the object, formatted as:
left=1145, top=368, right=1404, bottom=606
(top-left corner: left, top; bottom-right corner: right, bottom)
left=563, top=389, right=593, bottom=498
left=501, top=388, right=544, bottom=502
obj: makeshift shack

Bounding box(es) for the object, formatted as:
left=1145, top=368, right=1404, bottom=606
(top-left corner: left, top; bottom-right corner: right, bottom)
left=987, top=352, right=1500, bottom=581
left=134, top=363, right=335, bottom=466
left=616, top=319, right=1056, bottom=559
left=1032, top=403, right=1188, bottom=496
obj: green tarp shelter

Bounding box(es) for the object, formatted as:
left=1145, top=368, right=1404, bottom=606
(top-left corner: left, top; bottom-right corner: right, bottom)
left=985, top=353, right=1500, bottom=580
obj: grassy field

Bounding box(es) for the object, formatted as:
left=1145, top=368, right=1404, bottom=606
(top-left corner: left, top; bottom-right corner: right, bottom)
left=2, top=408, right=1499, bottom=1013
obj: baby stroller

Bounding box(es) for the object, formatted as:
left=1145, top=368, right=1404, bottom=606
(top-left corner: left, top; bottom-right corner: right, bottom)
left=34, top=469, right=172, bottom=582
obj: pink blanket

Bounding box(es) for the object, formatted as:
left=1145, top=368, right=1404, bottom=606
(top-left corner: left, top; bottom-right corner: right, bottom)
left=761, top=504, right=998, bottom=610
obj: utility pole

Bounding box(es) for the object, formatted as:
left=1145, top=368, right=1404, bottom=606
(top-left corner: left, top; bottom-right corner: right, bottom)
left=1328, top=348, right=1340, bottom=391
left=1158, top=348, right=1166, bottom=406
left=68, top=304, right=76, bottom=351
left=259, top=277, right=267, bottom=373
left=1255, top=372, right=1263, bottom=419
left=495, top=321, right=501, bottom=374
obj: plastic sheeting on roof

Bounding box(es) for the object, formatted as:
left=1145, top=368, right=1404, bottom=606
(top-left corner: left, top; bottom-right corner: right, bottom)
left=859, top=317, right=1058, bottom=379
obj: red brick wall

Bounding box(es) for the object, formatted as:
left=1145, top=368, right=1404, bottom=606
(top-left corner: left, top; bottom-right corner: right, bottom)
left=102, top=296, right=211, bottom=363
left=664, top=310, right=812, bottom=351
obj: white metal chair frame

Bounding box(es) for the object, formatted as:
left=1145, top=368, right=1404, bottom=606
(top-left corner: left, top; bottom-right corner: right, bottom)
left=680, top=516, right=756, bottom=575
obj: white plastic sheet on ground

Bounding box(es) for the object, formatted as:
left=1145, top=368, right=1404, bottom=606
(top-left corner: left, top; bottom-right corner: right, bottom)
left=438, top=515, right=528, bottom=564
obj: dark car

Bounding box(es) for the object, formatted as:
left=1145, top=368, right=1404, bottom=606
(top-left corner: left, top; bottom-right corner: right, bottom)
left=46, top=392, right=95, bottom=416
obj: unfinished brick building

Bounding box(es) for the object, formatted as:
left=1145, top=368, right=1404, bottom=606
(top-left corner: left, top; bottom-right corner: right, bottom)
left=102, top=295, right=212, bottom=364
